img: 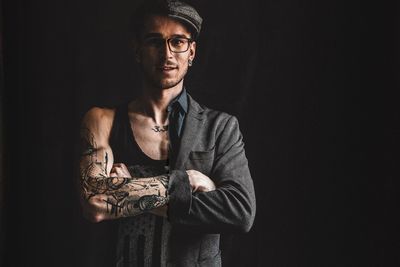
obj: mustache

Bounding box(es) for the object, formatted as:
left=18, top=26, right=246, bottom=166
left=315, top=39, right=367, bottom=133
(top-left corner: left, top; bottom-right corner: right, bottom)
left=157, top=60, right=177, bottom=68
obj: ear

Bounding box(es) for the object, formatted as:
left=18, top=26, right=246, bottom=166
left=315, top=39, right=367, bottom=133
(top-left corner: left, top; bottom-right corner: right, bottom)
left=132, top=39, right=141, bottom=63
left=189, top=41, right=196, bottom=61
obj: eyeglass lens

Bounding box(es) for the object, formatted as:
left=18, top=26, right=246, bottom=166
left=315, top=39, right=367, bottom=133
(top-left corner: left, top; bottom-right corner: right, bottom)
left=144, top=37, right=190, bottom=53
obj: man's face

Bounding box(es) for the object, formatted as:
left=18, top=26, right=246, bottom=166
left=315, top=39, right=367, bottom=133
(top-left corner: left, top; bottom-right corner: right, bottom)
left=136, top=15, right=196, bottom=90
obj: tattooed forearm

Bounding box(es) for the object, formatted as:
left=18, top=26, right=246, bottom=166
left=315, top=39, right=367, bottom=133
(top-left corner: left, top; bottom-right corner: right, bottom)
left=79, top=127, right=169, bottom=219
left=104, top=191, right=169, bottom=217
left=84, top=175, right=169, bottom=217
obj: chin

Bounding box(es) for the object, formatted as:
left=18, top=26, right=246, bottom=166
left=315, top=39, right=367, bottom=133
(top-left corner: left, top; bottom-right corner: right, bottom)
left=156, top=78, right=183, bottom=89
left=161, top=81, right=180, bottom=89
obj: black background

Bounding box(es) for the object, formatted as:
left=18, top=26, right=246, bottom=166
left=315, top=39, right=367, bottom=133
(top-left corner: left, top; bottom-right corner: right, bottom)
left=1, top=0, right=399, bottom=266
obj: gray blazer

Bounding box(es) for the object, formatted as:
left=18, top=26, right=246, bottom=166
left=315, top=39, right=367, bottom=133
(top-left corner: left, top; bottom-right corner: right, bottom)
left=167, top=94, right=256, bottom=267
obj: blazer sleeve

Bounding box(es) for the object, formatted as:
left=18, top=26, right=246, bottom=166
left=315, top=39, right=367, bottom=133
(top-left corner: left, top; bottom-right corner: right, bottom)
left=167, top=115, right=256, bottom=233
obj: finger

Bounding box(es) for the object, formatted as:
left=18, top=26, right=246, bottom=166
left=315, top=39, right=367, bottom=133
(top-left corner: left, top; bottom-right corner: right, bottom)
left=114, top=168, right=126, bottom=177
left=113, top=163, right=130, bottom=174
left=110, top=166, right=120, bottom=174
left=192, top=185, right=198, bottom=192
left=114, top=162, right=128, bottom=167
left=120, top=164, right=129, bottom=172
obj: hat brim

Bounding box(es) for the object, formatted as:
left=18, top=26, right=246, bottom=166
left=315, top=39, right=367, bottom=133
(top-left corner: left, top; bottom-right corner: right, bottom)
left=168, top=14, right=201, bottom=38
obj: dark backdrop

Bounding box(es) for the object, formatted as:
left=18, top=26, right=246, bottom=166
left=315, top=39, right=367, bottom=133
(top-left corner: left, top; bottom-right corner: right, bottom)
left=1, top=0, right=399, bottom=266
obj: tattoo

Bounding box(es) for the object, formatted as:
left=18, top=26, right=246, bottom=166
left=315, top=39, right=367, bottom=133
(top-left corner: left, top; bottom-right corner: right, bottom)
left=80, top=127, right=169, bottom=218
left=137, top=195, right=169, bottom=211
left=105, top=152, right=108, bottom=174
left=105, top=197, right=124, bottom=216
left=151, top=125, right=168, bottom=132
left=98, top=177, right=169, bottom=217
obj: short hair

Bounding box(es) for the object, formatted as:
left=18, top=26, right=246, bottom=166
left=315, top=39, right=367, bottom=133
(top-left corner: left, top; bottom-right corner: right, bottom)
left=130, top=0, right=202, bottom=41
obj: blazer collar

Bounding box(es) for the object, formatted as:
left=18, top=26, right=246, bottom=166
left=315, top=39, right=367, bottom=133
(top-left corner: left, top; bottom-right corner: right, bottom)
left=171, top=94, right=205, bottom=169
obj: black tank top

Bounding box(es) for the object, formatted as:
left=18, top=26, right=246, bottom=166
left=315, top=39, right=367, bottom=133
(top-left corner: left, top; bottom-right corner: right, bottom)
left=109, top=103, right=168, bottom=176
left=110, top=103, right=171, bottom=267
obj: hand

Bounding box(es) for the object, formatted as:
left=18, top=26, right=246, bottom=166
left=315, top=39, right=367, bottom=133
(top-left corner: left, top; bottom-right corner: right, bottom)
left=110, top=163, right=131, bottom=178
left=186, top=170, right=216, bottom=192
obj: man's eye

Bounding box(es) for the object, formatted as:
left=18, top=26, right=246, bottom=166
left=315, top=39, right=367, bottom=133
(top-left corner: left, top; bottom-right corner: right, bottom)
left=170, top=38, right=185, bottom=47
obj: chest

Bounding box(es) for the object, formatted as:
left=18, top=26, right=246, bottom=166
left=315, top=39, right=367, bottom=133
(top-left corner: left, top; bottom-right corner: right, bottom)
left=130, top=119, right=169, bottom=161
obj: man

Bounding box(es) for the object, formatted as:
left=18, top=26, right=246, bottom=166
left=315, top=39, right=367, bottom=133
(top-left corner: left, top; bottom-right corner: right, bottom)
left=79, top=0, right=256, bottom=266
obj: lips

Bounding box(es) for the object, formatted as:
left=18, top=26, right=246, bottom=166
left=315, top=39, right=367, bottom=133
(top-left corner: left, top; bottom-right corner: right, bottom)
left=157, top=65, right=177, bottom=76
left=158, top=65, right=177, bottom=71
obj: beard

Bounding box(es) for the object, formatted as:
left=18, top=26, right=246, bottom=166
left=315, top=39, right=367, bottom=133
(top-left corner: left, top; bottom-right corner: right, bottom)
left=148, top=75, right=184, bottom=89
left=141, top=63, right=188, bottom=90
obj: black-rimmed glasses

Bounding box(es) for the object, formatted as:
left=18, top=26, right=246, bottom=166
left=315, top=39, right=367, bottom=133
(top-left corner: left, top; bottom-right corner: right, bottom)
left=142, top=37, right=193, bottom=53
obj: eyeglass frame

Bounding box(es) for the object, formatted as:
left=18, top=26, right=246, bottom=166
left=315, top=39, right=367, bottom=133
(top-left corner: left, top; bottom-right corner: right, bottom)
left=141, top=36, right=194, bottom=53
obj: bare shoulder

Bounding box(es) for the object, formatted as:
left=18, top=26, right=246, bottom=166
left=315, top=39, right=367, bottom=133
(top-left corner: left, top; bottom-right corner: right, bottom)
left=82, top=107, right=115, bottom=126
left=81, top=107, right=116, bottom=142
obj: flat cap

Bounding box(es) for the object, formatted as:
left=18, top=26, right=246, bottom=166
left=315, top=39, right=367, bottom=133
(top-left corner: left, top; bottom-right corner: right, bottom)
left=165, top=0, right=203, bottom=38
left=132, top=0, right=203, bottom=39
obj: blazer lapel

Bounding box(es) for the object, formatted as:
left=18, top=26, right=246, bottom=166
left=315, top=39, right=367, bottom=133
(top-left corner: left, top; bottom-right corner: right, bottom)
left=172, top=94, right=204, bottom=169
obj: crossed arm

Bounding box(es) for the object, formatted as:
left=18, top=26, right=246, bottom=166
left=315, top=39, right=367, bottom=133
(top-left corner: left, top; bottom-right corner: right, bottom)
left=79, top=123, right=170, bottom=222
left=79, top=108, right=215, bottom=222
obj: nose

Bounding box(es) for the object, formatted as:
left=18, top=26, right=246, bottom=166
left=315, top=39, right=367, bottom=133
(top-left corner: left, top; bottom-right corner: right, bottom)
left=160, top=39, right=173, bottom=59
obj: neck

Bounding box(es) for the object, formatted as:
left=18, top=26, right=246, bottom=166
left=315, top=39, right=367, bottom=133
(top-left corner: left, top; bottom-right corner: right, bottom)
left=135, top=82, right=184, bottom=125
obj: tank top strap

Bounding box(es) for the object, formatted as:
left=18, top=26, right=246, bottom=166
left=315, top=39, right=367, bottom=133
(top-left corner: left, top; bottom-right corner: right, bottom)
left=109, top=102, right=131, bottom=164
